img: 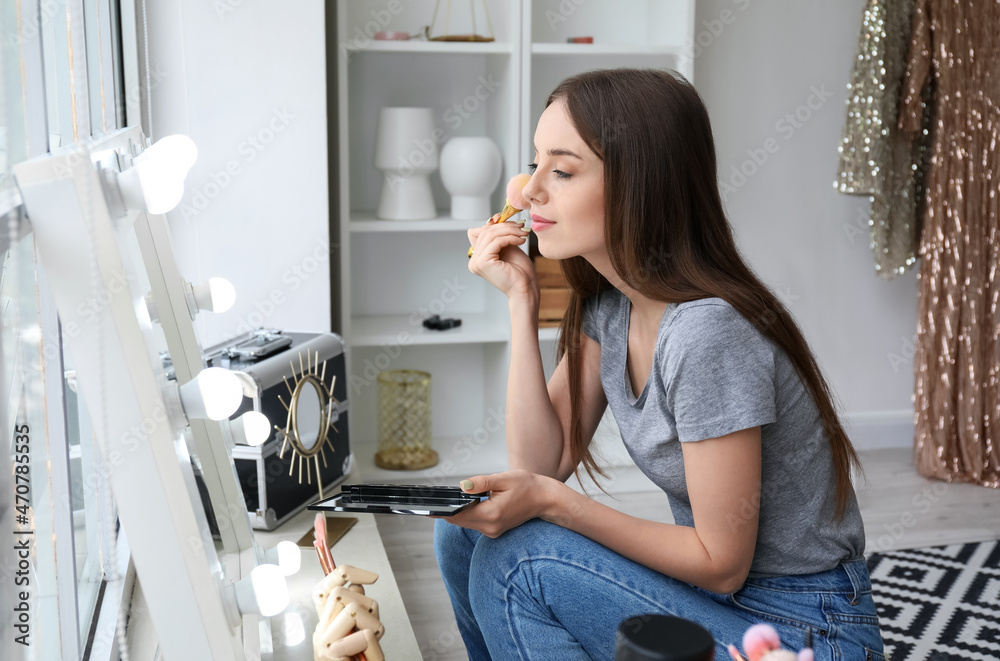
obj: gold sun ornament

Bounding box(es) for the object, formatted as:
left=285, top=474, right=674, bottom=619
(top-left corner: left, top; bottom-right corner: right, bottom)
left=276, top=349, right=340, bottom=499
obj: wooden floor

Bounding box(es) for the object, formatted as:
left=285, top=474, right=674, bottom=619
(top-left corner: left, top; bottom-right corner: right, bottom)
left=374, top=448, right=1000, bottom=661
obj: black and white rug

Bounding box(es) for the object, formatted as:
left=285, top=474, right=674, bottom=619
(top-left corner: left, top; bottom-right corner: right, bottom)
left=867, top=540, right=1000, bottom=660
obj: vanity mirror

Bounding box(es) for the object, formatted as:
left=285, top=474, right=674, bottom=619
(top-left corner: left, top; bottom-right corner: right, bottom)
left=13, top=125, right=292, bottom=659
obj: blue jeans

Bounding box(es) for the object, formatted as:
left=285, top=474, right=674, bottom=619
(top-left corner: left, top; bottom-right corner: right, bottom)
left=434, top=518, right=885, bottom=661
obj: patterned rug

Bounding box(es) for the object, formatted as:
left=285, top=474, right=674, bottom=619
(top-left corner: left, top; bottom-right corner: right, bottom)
left=867, top=540, right=1000, bottom=660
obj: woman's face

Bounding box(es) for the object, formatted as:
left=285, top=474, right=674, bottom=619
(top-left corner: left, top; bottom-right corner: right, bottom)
left=522, top=99, right=605, bottom=262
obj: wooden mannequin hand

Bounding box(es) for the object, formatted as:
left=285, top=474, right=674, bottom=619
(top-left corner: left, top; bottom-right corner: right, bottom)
left=312, top=566, right=385, bottom=660
left=436, top=469, right=563, bottom=538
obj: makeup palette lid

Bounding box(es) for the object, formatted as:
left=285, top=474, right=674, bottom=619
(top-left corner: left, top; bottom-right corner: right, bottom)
left=615, top=615, right=714, bottom=661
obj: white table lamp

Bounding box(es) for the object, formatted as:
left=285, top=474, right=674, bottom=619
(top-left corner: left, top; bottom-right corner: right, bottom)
left=374, top=107, right=438, bottom=220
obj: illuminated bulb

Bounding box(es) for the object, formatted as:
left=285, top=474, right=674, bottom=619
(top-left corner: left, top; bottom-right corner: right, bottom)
left=177, top=367, right=243, bottom=421
left=115, top=134, right=197, bottom=215
left=251, top=564, right=289, bottom=616
left=231, top=411, right=270, bottom=447
left=265, top=541, right=302, bottom=576
left=141, top=134, right=198, bottom=176
left=208, top=277, right=237, bottom=312
left=226, top=564, right=289, bottom=623
left=117, top=159, right=185, bottom=214
left=281, top=611, right=306, bottom=647
left=187, top=277, right=237, bottom=315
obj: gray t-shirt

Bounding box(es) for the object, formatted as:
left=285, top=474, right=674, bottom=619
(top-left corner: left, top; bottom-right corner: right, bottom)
left=582, top=289, right=865, bottom=577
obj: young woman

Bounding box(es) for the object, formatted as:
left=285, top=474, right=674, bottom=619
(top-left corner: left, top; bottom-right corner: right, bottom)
left=434, top=68, right=885, bottom=661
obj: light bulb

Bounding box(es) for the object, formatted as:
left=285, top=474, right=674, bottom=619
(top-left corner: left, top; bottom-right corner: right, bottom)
left=115, top=134, right=197, bottom=215
left=139, top=134, right=198, bottom=178
left=281, top=611, right=306, bottom=647
left=229, top=564, right=289, bottom=621
left=177, top=367, right=243, bottom=421
left=139, top=162, right=184, bottom=214
left=265, top=541, right=302, bottom=576
left=207, top=277, right=236, bottom=312
left=231, top=411, right=270, bottom=446
left=189, top=277, right=237, bottom=314
left=250, top=564, right=289, bottom=617
left=116, top=158, right=184, bottom=214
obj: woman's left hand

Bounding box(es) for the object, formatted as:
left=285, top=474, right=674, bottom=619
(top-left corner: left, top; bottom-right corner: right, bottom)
left=436, top=469, right=562, bottom=538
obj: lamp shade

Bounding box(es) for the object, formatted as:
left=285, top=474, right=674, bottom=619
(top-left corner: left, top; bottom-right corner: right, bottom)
left=374, top=107, right=438, bottom=220
left=373, top=107, right=438, bottom=171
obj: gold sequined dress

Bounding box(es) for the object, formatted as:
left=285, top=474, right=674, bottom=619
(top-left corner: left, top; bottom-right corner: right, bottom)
left=836, top=0, right=932, bottom=279
left=900, top=0, right=1000, bottom=486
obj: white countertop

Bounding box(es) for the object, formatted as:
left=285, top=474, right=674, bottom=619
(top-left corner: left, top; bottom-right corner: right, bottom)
left=254, top=486, right=421, bottom=660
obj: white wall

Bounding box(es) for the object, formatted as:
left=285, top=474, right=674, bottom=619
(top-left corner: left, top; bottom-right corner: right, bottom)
left=143, top=0, right=915, bottom=449
left=144, top=0, right=330, bottom=347
left=693, top=0, right=917, bottom=449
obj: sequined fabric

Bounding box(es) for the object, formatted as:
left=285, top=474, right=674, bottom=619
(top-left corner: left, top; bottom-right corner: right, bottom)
left=901, top=0, right=1000, bottom=486
left=836, top=0, right=932, bottom=279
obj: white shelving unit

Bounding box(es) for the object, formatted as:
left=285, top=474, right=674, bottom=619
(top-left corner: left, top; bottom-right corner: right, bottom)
left=335, top=0, right=693, bottom=484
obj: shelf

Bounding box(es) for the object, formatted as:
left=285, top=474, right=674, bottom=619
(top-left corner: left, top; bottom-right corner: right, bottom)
left=350, top=312, right=509, bottom=347
left=337, top=0, right=695, bottom=484
left=531, top=43, right=685, bottom=56
left=344, top=40, right=513, bottom=54
left=350, top=211, right=485, bottom=233
left=352, top=436, right=510, bottom=484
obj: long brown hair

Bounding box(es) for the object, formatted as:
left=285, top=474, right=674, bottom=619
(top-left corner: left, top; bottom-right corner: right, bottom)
left=553, top=68, right=861, bottom=518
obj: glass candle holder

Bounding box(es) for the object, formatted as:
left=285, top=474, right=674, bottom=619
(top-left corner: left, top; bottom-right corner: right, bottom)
left=375, top=370, right=439, bottom=470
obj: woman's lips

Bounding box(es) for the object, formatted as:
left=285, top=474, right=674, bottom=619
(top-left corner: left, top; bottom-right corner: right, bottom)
left=530, top=214, right=555, bottom=231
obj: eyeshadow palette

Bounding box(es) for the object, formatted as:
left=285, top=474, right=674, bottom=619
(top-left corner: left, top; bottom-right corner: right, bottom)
left=308, top=483, right=489, bottom=516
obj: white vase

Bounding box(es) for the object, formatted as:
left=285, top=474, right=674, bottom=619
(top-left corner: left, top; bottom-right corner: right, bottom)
left=374, top=107, right=438, bottom=220
left=439, top=137, right=502, bottom=221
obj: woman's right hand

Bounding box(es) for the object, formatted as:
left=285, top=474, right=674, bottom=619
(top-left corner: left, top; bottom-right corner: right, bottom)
left=467, top=214, right=537, bottom=300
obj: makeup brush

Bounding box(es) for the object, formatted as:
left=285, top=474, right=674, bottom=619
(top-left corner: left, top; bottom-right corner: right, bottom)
left=315, top=513, right=336, bottom=571
left=494, top=173, right=531, bottom=223
left=467, top=173, right=531, bottom=258
left=728, top=645, right=748, bottom=661
left=314, top=539, right=332, bottom=575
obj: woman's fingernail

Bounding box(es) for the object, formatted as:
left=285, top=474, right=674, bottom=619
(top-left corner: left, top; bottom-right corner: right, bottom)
left=460, top=480, right=474, bottom=490
left=521, top=226, right=531, bottom=233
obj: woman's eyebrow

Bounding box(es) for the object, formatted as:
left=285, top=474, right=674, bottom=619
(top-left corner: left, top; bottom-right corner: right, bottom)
left=532, top=145, right=583, bottom=159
